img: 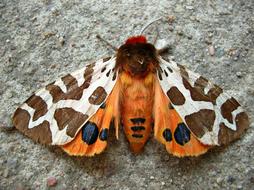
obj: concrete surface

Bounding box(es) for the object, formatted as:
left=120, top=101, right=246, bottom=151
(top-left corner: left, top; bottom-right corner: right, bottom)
left=0, top=0, right=253, bottom=189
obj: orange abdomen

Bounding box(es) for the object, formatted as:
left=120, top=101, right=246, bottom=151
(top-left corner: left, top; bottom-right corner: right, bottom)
left=119, top=72, right=155, bottom=153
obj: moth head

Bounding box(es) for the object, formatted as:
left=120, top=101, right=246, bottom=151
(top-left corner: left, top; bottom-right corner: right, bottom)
left=115, top=36, right=159, bottom=76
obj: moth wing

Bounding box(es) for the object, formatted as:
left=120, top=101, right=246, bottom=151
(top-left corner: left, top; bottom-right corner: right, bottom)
left=157, top=57, right=249, bottom=146
left=153, top=78, right=210, bottom=157
left=13, top=57, right=118, bottom=145
left=61, top=78, right=121, bottom=156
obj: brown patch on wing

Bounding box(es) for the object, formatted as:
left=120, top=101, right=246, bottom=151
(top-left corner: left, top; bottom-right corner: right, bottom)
left=218, top=112, right=249, bottom=145
left=89, top=86, right=107, bottom=105
left=167, top=86, right=186, bottom=105
left=46, top=63, right=95, bottom=103
left=194, top=76, right=208, bottom=90
left=207, top=85, right=223, bottom=104
left=25, top=95, right=48, bottom=121
left=84, top=62, right=95, bottom=81
left=13, top=108, right=30, bottom=133
left=182, top=76, right=223, bottom=104
left=184, top=109, right=216, bottom=138
left=221, top=98, right=240, bottom=124
left=13, top=108, right=52, bottom=144
left=103, top=57, right=111, bottom=62
left=54, top=108, right=89, bottom=137
left=235, top=112, right=249, bottom=131
left=194, top=77, right=223, bottom=104
left=62, top=74, right=78, bottom=91
left=177, top=64, right=189, bottom=78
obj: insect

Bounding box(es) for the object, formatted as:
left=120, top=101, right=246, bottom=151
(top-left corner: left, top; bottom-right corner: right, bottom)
left=12, top=19, right=249, bottom=157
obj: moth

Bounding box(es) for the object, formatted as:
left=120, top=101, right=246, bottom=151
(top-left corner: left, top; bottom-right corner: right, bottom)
left=12, top=21, right=249, bottom=157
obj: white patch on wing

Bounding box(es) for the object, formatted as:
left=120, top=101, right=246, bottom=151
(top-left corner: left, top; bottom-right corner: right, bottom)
left=20, top=103, right=35, bottom=129
left=174, top=101, right=213, bottom=117
left=74, top=68, right=86, bottom=86
left=199, top=127, right=220, bottom=145
left=51, top=123, right=72, bottom=145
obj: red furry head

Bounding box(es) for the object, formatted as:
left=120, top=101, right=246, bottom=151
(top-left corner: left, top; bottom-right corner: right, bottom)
left=125, top=36, right=147, bottom=44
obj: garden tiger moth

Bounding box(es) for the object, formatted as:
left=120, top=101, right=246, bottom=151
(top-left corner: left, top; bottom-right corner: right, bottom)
left=12, top=22, right=249, bottom=157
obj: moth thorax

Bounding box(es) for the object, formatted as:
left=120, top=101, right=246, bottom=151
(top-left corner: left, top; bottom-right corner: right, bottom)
left=116, top=37, right=159, bottom=76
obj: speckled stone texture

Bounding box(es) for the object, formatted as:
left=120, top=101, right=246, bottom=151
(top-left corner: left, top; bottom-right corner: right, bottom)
left=0, top=0, right=253, bottom=189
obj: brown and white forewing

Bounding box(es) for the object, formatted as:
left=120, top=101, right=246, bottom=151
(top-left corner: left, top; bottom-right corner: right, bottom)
left=13, top=57, right=118, bottom=145
left=158, top=57, right=249, bottom=145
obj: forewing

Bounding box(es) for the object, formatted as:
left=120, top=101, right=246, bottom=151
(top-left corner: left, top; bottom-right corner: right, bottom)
left=13, top=57, right=118, bottom=145
left=157, top=57, right=249, bottom=145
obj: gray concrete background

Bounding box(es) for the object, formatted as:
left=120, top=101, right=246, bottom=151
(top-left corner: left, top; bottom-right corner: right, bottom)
left=0, top=0, right=253, bottom=189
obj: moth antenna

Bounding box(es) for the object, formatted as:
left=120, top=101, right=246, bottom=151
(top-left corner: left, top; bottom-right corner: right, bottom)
left=96, top=34, right=118, bottom=51
left=141, top=18, right=171, bottom=54
left=139, top=17, right=162, bottom=35
left=152, top=26, right=159, bottom=44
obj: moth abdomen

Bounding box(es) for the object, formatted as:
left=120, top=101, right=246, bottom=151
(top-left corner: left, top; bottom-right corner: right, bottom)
left=120, top=71, right=155, bottom=153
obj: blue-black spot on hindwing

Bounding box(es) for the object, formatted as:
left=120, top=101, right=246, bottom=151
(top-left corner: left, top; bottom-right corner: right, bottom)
left=82, top=121, right=99, bottom=145
left=163, top=129, right=172, bottom=142
left=99, top=128, right=108, bottom=141
left=174, top=123, right=191, bottom=145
